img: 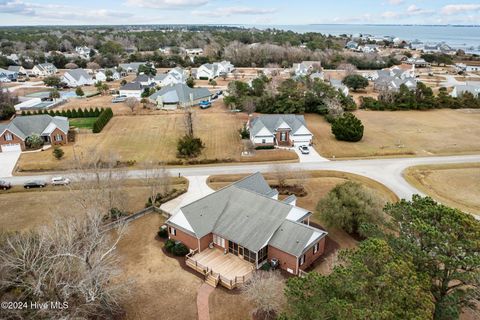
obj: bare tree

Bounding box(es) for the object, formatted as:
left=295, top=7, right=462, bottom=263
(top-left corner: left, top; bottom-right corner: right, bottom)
left=86, top=62, right=100, bottom=71
left=270, top=164, right=291, bottom=188
left=325, top=97, right=344, bottom=119
left=337, top=63, right=357, bottom=76
left=243, top=97, right=256, bottom=115
left=183, top=105, right=195, bottom=137
left=242, top=271, right=285, bottom=320
left=0, top=212, right=129, bottom=319
left=142, top=163, right=172, bottom=207
left=125, top=97, right=138, bottom=113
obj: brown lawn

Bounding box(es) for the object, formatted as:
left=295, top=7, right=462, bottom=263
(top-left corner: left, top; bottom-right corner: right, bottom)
left=404, top=163, right=480, bottom=216
left=116, top=213, right=202, bottom=320
left=0, top=178, right=187, bottom=232
left=17, top=111, right=296, bottom=172
left=307, top=109, right=480, bottom=159
left=209, top=289, right=252, bottom=320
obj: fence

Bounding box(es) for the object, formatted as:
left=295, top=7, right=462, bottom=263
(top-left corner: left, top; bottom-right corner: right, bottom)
left=103, top=206, right=163, bottom=231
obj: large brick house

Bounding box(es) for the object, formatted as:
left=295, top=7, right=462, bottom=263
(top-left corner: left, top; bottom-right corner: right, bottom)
left=249, top=114, right=313, bottom=147
left=166, top=173, right=327, bottom=277
left=0, top=115, right=69, bottom=152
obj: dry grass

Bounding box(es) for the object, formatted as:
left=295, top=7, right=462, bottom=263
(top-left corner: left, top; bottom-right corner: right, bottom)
left=0, top=179, right=187, bottom=232
left=209, top=289, right=252, bottom=320
left=404, top=163, right=480, bottom=215
left=307, top=109, right=480, bottom=159
left=115, top=214, right=202, bottom=320
left=17, top=111, right=296, bottom=172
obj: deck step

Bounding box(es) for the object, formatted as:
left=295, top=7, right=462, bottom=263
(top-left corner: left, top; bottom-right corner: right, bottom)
left=205, top=275, right=219, bottom=288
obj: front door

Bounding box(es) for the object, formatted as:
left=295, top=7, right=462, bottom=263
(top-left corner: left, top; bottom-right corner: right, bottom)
left=238, top=246, right=244, bottom=258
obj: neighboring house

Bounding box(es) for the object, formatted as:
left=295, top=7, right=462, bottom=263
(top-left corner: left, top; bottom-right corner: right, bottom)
left=373, top=65, right=417, bottom=92
left=185, top=48, right=203, bottom=56
left=5, top=53, right=20, bottom=64
left=345, top=41, right=359, bottom=50
left=119, top=82, right=143, bottom=99
left=455, top=63, right=480, bottom=73
left=167, top=172, right=327, bottom=288
left=405, top=58, right=429, bottom=68
left=75, top=46, right=92, bottom=59
left=0, top=115, right=69, bottom=152
left=8, top=65, right=27, bottom=75
left=62, top=69, right=94, bottom=87
left=309, top=72, right=325, bottom=81
left=32, top=63, right=57, bottom=77
left=159, top=47, right=174, bottom=55
left=451, top=84, right=480, bottom=98
left=196, top=61, right=235, bottom=80
left=330, top=79, right=350, bottom=96
left=118, top=62, right=146, bottom=74
left=249, top=114, right=313, bottom=147
left=292, top=61, right=322, bottom=77
left=153, top=67, right=188, bottom=86
left=95, top=68, right=121, bottom=81
left=358, top=44, right=379, bottom=53
left=0, top=68, right=18, bottom=82
left=148, top=83, right=211, bottom=109
left=133, top=74, right=155, bottom=87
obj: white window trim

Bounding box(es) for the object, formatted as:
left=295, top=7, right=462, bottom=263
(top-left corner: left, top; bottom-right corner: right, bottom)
left=55, top=134, right=63, bottom=142
left=169, top=227, right=176, bottom=236
left=5, top=133, right=13, bottom=141
left=299, top=254, right=305, bottom=266
left=313, top=242, right=319, bottom=254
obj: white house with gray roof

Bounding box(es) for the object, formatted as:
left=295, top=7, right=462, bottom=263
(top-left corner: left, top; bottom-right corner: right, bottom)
left=166, top=173, right=327, bottom=283
left=32, top=63, right=57, bottom=77
left=62, top=69, right=94, bottom=87
left=0, top=115, right=69, bottom=152
left=292, top=61, right=322, bottom=77
left=196, top=61, right=234, bottom=80
left=249, top=114, right=313, bottom=147
left=119, top=82, right=143, bottom=99
left=148, top=83, right=211, bottom=109
left=451, top=84, right=480, bottom=98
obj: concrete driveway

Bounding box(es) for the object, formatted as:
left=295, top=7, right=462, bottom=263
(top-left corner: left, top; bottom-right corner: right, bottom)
left=160, top=176, right=214, bottom=215
left=0, top=151, right=21, bottom=178
left=293, top=146, right=329, bottom=163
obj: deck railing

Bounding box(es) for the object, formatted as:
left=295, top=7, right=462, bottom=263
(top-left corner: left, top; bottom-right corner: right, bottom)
left=186, top=252, right=255, bottom=290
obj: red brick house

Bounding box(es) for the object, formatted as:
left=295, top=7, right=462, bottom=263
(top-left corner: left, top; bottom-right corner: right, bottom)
left=166, top=173, right=327, bottom=285
left=0, top=115, right=69, bottom=152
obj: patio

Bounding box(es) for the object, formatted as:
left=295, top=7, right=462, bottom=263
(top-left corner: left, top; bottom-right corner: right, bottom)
left=186, top=248, right=254, bottom=289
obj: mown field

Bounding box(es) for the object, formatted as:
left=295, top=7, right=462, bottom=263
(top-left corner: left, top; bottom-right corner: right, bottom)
left=404, top=163, right=480, bottom=216
left=16, top=112, right=297, bottom=172
left=306, top=109, right=480, bottom=158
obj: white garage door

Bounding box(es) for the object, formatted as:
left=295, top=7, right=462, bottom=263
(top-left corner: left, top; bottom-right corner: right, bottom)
left=1, top=144, right=22, bottom=152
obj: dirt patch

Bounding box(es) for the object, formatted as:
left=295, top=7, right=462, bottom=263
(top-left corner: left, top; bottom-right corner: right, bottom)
left=404, top=163, right=480, bottom=216
left=306, top=109, right=480, bottom=159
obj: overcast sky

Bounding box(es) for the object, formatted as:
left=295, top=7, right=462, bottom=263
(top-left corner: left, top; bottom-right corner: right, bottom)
left=0, top=0, right=479, bottom=26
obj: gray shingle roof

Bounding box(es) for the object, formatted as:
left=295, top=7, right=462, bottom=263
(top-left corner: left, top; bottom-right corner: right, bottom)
left=149, top=83, right=211, bottom=104
left=250, top=114, right=307, bottom=137
left=133, top=74, right=151, bottom=82
left=120, top=82, right=143, bottom=91
left=0, top=115, right=69, bottom=140
left=269, top=220, right=327, bottom=257
left=233, top=172, right=278, bottom=198
left=64, top=68, right=91, bottom=81
left=181, top=185, right=293, bottom=252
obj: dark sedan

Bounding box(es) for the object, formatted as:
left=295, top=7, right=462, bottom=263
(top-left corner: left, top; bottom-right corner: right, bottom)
left=0, top=180, right=12, bottom=190
left=24, top=180, right=46, bottom=189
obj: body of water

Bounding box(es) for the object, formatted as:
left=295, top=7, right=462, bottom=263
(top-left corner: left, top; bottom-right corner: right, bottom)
left=244, top=24, right=480, bottom=54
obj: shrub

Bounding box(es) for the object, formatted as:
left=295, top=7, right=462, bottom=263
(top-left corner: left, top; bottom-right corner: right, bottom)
left=260, top=262, right=271, bottom=271
left=109, top=208, right=127, bottom=220
left=0, top=103, right=15, bottom=120
left=172, top=243, right=189, bottom=256
left=25, top=134, right=44, bottom=149
left=75, top=87, right=85, bottom=97
left=165, top=239, right=176, bottom=253
left=52, top=147, right=64, bottom=160
left=255, top=145, right=275, bottom=150
left=177, top=135, right=204, bottom=158
left=331, top=112, right=364, bottom=142
left=342, top=74, right=369, bottom=91
left=92, top=108, right=114, bottom=133
left=239, top=125, right=250, bottom=139
left=157, top=227, right=168, bottom=239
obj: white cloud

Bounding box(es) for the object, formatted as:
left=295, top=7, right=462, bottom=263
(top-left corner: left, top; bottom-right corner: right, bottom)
left=192, top=6, right=276, bottom=18
left=441, top=4, right=480, bottom=15
left=387, top=0, right=404, bottom=5
left=125, top=0, right=208, bottom=9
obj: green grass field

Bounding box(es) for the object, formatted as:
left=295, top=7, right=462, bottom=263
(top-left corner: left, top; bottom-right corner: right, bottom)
left=69, top=117, right=97, bottom=129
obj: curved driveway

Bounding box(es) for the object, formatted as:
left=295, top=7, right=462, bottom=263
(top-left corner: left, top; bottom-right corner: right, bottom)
left=4, top=154, right=480, bottom=201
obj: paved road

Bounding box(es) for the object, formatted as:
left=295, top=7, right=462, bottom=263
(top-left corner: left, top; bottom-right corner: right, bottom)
left=4, top=154, right=480, bottom=201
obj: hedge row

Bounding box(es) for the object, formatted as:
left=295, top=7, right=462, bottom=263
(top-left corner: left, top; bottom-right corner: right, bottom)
left=92, top=108, right=113, bottom=133
left=21, top=107, right=104, bottom=118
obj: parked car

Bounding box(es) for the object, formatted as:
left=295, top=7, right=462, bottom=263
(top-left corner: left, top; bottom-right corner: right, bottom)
left=0, top=180, right=12, bottom=190
left=24, top=180, right=46, bottom=189
left=51, top=176, right=71, bottom=186
left=199, top=100, right=211, bottom=109
left=299, top=145, right=310, bottom=154
left=111, top=95, right=127, bottom=103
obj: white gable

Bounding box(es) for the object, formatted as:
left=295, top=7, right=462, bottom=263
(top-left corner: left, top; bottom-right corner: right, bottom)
left=276, top=121, right=291, bottom=130
left=293, top=125, right=312, bottom=136
left=168, top=209, right=194, bottom=233
left=254, top=126, right=273, bottom=137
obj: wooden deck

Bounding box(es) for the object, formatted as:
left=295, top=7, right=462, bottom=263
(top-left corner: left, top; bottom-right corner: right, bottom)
left=186, top=248, right=254, bottom=289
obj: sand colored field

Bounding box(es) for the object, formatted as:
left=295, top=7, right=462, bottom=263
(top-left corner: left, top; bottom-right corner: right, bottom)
left=404, top=163, right=480, bottom=216
left=307, top=109, right=480, bottom=158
